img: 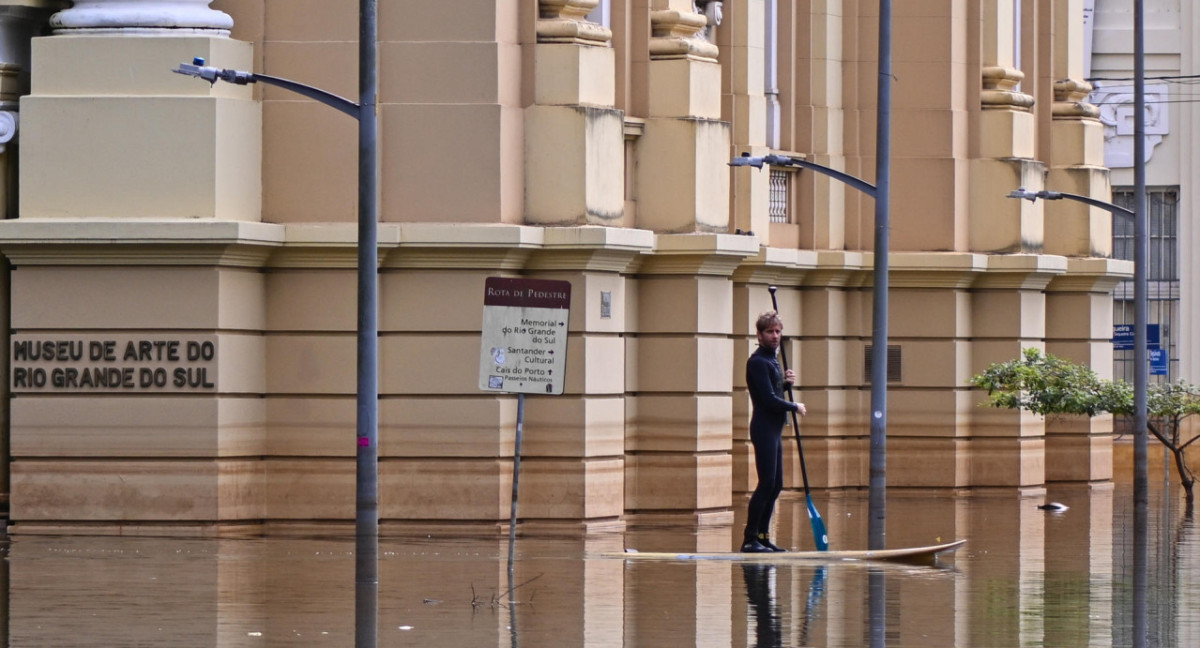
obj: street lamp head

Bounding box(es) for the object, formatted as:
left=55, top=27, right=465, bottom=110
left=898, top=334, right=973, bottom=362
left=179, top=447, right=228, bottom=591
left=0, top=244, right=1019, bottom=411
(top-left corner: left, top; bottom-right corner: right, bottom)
left=1005, top=187, right=1066, bottom=203
left=1006, top=187, right=1041, bottom=202
left=173, top=58, right=220, bottom=84
left=173, top=58, right=255, bottom=86
left=729, top=153, right=766, bottom=168
left=729, top=153, right=799, bottom=169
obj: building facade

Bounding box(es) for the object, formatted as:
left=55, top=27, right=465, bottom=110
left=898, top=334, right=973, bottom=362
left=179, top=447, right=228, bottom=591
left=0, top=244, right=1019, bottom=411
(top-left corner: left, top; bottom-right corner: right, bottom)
left=1089, top=0, right=1196, bottom=391
left=0, top=0, right=1129, bottom=535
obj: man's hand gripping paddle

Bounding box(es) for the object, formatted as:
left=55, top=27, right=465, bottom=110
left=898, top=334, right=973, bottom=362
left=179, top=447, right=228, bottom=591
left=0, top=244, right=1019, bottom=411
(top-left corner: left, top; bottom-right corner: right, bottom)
left=768, top=286, right=829, bottom=551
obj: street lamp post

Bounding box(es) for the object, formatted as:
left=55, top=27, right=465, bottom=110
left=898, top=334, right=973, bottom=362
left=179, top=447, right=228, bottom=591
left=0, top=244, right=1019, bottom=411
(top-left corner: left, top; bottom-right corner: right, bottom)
left=174, top=2, right=380, bottom=645
left=1007, top=183, right=1148, bottom=644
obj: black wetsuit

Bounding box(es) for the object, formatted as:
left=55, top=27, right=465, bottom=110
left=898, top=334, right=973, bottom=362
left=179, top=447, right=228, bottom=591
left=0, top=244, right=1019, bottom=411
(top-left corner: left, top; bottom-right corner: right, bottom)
left=744, top=344, right=799, bottom=543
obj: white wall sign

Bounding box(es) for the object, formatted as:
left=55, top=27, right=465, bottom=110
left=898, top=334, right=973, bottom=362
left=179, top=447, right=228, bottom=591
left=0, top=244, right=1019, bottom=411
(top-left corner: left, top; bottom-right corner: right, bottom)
left=478, top=277, right=571, bottom=395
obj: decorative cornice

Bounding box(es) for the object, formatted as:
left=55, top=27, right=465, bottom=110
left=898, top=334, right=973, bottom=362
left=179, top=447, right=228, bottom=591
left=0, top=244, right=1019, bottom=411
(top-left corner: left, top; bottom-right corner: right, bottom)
left=266, top=223, right=395, bottom=269
left=0, top=219, right=284, bottom=267
left=971, top=254, right=1068, bottom=290
left=636, top=232, right=759, bottom=276
left=730, top=246, right=819, bottom=285
left=525, top=225, right=654, bottom=272
left=1045, top=257, right=1134, bottom=293
left=889, top=252, right=989, bottom=289
left=799, top=251, right=872, bottom=288
left=382, top=223, right=543, bottom=270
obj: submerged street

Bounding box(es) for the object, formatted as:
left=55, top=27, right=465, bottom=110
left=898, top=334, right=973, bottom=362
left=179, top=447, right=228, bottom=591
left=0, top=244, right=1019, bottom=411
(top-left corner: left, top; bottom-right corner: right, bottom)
left=1, top=479, right=1192, bottom=647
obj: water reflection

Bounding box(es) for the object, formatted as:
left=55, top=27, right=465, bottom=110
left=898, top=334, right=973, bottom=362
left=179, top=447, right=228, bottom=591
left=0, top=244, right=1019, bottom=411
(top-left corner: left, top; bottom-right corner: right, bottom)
left=0, top=481, right=1192, bottom=646
left=741, top=564, right=781, bottom=647
left=741, top=563, right=826, bottom=648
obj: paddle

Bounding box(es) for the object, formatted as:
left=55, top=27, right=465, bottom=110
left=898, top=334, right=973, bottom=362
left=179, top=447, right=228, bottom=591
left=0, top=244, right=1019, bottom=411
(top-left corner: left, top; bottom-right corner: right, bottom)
left=768, top=285, right=830, bottom=551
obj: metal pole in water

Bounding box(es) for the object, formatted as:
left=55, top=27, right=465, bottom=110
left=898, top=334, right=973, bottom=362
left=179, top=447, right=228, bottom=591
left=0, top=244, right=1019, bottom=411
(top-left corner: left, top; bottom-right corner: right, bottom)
left=355, top=0, right=379, bottom=646
left=868, top=0, right=892, bottom=552
left=1132, top=1, right=1148, bottom=645
left=508, top=393, right=525, bottom=578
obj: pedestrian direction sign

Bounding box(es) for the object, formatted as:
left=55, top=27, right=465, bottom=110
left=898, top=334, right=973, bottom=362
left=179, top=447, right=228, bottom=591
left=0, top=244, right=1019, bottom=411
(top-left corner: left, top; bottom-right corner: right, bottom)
left=478, top=277, right=571, bottom=395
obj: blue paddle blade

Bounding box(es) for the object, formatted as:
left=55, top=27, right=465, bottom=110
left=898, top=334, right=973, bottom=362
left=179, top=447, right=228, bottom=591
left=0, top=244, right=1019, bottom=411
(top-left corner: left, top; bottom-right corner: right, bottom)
left=806, top=494, right=830, bottom=551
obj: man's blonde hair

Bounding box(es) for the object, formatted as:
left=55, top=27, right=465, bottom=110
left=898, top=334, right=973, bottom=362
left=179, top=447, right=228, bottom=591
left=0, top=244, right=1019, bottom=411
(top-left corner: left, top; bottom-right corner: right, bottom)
left=755, top=311, right=783, bottom=333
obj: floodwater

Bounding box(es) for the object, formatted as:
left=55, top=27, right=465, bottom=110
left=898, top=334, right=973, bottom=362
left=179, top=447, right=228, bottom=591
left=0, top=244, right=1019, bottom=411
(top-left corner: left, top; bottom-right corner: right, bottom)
left=0, top=479, right=1194, bottom=647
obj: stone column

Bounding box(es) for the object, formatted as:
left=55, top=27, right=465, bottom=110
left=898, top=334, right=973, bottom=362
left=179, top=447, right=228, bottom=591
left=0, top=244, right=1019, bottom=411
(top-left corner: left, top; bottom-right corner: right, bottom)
left=0, top=0, right=267, bottom=533
left=0, top=0, right=63, bottom=518
left=1037, top=1, right=1114, bottom=485
left=625, top=234, right=757, bottom=525
left=795, top=252, right=871, bottom=489
left=887, top=253, right=985, bottom=489
left=968, top=256, right=1066, bottom=488
left=635, top=0, right=730, bottom=233
left=723, top=0, right=772, bottom=241
left=1043, top=0, right=1109, bottom=259
left=22, top=1, right=255, bottom=220
left=1043, top=259, right=1130, bottom=483
left=526, top=0, right=625, bottom=226
left=969, top=0, right=1039, bottom=254
left=497, top=227, right=652, bottom=532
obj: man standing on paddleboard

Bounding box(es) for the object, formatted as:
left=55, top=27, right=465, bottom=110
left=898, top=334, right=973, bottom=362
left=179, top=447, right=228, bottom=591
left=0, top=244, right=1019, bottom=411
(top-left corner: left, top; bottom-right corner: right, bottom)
left=743, top=311, right=806, bottom=553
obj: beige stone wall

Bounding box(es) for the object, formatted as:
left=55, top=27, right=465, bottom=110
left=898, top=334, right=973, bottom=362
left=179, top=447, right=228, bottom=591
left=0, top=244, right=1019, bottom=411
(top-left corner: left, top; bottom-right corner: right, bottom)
left=0, top=0, right=1131, bottom=533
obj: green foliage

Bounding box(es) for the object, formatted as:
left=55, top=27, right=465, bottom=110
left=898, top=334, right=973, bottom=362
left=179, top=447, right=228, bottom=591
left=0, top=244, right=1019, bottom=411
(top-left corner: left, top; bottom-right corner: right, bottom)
left=971, top=348, right=1200, bottom=504
left=970, top=348, right=1200, bottom=425
left=1148, top=380, right=1200, bottom=424
left=969, top=348, right=1129, bottom=417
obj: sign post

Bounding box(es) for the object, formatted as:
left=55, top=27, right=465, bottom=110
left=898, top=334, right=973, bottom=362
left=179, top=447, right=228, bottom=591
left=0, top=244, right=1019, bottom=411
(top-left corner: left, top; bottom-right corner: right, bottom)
left=478, top=277, right=571, bottom=576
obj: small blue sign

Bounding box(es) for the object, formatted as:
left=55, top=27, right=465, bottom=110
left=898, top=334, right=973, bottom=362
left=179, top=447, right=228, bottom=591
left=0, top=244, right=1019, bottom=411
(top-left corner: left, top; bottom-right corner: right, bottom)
left=1113, top=324, right=1160, bottom=350
left=1150, top=349, right=1169, bottom=376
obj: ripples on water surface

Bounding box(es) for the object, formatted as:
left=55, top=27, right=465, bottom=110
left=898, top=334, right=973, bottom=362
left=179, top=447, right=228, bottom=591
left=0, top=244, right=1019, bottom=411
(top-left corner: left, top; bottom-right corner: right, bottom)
left=1, top=481, right=1195, bottom=647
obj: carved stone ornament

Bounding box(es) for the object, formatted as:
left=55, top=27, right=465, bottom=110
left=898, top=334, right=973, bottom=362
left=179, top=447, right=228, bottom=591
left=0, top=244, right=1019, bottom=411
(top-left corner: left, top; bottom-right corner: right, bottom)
left=649, top=8, right=717, bottom=61
left=693, top=0, right=723, bottom=43
left=537, top=0, right=611, bottom=45
left=50, top=0, right=233, bottom=34
left=1052, top=77, right=1101, bottom=119
left=980, top=66, right=1034, bottom=109
left=1089, top=82, right=1169, bottom=169
left=0, top=110, right=16, bottom=154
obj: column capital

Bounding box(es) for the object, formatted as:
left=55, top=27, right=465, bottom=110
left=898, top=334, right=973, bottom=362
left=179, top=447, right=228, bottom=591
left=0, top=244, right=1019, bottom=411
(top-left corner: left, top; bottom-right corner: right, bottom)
left=537, top=0, right=610, bottom=46
left=980, top=66, right=1033, bottom=110
left=1053, top=78, right=1100, bottom=119
left=49, top=0, right=232, bottom=35
left=649, top=9, right=717, bottom=62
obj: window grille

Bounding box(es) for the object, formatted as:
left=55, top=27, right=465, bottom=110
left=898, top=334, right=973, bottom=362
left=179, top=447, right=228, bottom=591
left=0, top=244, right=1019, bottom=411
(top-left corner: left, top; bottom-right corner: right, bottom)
left=1111, top=188, right=1179, bottom=387
left=769, top=168, right=790, bottom=223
